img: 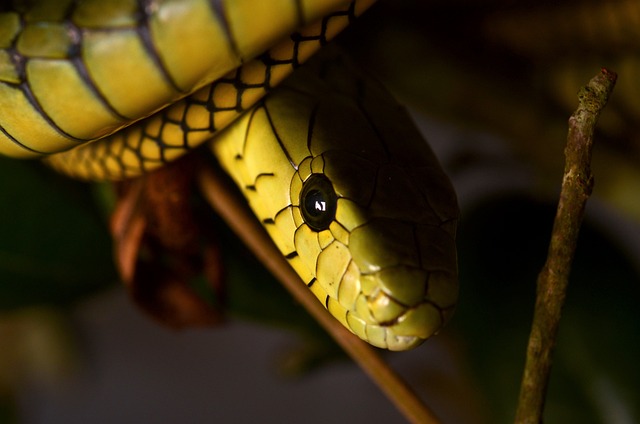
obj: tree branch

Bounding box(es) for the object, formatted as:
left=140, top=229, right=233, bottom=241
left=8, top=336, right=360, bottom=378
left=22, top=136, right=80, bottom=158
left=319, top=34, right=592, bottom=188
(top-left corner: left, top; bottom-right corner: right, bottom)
left=197, top=165, right=441, bottom=424
left=514, top=68, right=617, bottom=424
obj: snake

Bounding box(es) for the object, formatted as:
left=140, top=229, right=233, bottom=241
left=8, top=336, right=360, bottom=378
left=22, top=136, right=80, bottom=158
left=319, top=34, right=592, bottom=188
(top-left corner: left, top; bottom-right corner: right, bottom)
left=0, top=0, right=459, bottom=351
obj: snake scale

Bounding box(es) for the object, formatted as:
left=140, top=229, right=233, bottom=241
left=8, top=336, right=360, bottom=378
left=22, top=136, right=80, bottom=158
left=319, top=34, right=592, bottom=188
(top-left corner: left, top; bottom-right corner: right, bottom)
left=0, top=0, right=458, bottom=351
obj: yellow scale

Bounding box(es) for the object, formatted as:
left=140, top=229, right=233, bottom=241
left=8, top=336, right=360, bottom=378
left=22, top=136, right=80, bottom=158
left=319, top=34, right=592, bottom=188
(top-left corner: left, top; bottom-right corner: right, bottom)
left=0, top=0, right=459, bottom=351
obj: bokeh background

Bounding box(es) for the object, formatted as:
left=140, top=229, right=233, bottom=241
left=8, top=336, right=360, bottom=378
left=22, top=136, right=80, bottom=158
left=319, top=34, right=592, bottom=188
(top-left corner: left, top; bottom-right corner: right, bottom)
left=2, top=1, right=639, bottom=422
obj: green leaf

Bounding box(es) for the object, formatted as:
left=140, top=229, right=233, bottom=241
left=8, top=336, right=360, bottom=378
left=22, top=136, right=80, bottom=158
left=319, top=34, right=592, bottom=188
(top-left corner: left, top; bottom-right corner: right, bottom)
left=0, top=157, right=116, bottom=310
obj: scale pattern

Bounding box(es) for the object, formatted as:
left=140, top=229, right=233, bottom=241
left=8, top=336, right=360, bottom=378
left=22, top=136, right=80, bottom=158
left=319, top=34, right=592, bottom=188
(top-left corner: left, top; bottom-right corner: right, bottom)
left=0, top=0, right=371, bottom=164
left=45, top=2, right=367, bottom=179
left=211, top=52, right=459, bottom=350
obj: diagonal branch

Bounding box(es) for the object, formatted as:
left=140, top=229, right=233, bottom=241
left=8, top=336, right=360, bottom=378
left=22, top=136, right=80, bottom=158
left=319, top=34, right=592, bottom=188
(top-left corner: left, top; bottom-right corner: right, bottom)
left=197, top=164, right=441, bottom=424
left=514, top=68, right=617, bottom=424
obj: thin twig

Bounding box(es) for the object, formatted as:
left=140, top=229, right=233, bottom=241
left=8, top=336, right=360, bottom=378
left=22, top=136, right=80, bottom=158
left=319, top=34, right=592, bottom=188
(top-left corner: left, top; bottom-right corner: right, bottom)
left=197, top=165, right=441, bottom=424
left=514, top=68, right=617, bottom=424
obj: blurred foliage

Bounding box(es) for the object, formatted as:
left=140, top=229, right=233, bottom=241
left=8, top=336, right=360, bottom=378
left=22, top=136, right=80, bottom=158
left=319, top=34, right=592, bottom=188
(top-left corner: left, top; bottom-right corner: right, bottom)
left=453, top=193, right=639, bottom=423
left=0, top=156, right=116, bottom=309
left=0, top=157, right=115, bottom=423
left=0, top=308, right=78, bottom=393
left=341, top=0, right=640, bottom=222
left=0, top=394, right=15, bottom=424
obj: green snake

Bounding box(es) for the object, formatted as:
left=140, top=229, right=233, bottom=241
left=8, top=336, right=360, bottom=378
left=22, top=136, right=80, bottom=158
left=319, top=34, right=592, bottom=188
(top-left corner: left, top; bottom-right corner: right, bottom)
left=0, top=0, right=458, bottom=351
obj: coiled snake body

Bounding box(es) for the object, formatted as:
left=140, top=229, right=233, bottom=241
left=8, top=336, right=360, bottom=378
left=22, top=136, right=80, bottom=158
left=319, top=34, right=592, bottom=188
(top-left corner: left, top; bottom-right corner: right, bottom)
left=0, top=0, right=458, bottom=351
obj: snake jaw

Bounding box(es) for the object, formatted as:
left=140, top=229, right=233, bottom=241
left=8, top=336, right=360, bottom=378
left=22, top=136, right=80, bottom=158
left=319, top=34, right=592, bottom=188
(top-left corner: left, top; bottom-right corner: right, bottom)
left=332, top=218, right=458, bottom=351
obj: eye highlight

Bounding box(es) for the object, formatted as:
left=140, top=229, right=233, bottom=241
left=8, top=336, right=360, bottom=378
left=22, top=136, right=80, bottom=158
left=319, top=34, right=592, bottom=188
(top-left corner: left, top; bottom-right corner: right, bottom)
left=300, top=174, right=337, bottom=231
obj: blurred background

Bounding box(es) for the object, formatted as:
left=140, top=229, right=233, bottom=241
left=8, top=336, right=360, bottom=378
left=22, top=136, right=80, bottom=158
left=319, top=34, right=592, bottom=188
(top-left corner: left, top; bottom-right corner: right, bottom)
left=1, top=0, right=639, bottom=423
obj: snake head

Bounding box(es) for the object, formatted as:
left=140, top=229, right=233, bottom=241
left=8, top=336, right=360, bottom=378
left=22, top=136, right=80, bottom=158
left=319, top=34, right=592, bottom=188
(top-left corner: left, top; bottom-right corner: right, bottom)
left=213, top=51, right=459, bottom=351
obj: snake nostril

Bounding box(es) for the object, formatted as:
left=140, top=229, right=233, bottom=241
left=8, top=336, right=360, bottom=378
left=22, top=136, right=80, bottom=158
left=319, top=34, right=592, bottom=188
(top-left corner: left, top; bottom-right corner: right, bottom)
left=300, top=173, right=337, bottom=231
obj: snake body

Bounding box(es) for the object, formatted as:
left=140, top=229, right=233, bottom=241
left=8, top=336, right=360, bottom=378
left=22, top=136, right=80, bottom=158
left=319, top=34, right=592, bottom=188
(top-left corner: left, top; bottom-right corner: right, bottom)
left=0, top=0, right=458, bottom=350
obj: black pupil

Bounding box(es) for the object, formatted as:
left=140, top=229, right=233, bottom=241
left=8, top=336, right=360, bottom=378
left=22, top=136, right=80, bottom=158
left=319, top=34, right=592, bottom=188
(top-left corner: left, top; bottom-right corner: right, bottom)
left=304, top=189, right=328, bottom=217
left=300, top=174, right=337, bottom=232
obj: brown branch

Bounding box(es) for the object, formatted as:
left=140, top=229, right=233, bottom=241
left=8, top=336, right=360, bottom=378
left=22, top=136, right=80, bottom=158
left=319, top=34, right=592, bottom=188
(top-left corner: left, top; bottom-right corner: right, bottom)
left=514, top=68, right=617, bottom=424
left=197, top=165, right=441, bottom=424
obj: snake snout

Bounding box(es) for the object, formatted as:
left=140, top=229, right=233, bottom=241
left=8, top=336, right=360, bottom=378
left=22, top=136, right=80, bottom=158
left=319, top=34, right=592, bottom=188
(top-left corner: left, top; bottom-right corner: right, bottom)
left=343, top=218, right=458, bottom=350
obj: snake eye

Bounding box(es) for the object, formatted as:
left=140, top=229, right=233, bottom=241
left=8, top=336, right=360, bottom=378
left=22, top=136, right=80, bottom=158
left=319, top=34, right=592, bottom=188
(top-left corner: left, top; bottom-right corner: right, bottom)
left=300, top=174, right=337, bottom=232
